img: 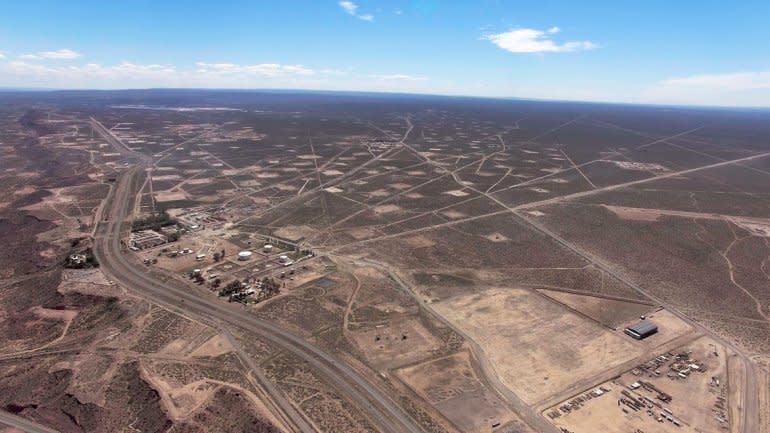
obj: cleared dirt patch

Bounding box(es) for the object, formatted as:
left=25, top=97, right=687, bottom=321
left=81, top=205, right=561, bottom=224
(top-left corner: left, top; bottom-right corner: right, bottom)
left=433, top=288, right=644, bottom=404
left=443, top=189, right=469, bottom=197
left=373, top=204, right=402, bottom=214
left=155, top=190, right=189, bottom=202
left=349, top=317, right=441, bottom=369
left=483, top=232, right=510, bottom=243
left=604, top=205, right=662, bottom=222
left=440, top=210, right=466, bottom=219
left=31, top=306, right=78, bottom=322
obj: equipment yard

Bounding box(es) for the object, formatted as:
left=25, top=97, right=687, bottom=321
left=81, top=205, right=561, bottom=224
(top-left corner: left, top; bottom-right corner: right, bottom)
left=548, top=336, right=736, bottom=433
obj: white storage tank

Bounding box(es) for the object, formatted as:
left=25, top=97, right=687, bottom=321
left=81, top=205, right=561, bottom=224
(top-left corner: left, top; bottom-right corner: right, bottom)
left=238, top=251, right=253, bottom=261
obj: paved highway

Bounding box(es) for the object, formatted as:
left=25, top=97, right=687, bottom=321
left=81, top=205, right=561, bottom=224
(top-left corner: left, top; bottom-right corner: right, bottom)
left=0, top=410, right=60, bottom=433
left=91, top=142, right=424, bottom=433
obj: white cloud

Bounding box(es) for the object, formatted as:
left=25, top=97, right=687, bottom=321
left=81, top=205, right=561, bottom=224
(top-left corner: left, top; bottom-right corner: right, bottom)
left=0, top=52, right=5, bottom=60
left=394, top=8, right=403, bottom=15
left=369, top=74, right=428, bottom=82
left=483, top=27, right=598, bottom=53
left=20, top=48, right=81, bottom=60
left=339, top=1, right=374, bottom=21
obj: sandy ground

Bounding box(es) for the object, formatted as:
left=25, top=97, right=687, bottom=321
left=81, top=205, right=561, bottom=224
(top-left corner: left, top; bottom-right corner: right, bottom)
left=31, top=306, right=78, bottom=322
left=396, top=351, right=523, bottom=432
left=273, top=225, right=316, bottom=241
left=155, top=190, right=189, bottom=202
left=538, top=289, right=656, bottom=328
left=433, top=288, right=645, bottom=405
left=403, top=235, right=436, bottom=248
left=190, top=334, right=234, bottom=358
left=346, top=227, right=375, bottom=240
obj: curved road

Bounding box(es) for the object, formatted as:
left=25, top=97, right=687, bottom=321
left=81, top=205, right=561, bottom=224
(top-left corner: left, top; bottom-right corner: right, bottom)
left=93, top=167, right=424, bottom=433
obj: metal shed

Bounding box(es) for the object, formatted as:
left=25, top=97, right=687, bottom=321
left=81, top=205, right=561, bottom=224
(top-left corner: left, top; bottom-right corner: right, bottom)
left=624, top=320, right=658, bottom=340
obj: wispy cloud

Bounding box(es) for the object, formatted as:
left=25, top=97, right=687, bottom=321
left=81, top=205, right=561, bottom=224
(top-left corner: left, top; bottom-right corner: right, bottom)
left=20, top=48, right=81, bottom=60
left=0, top=59, right=328, bottom=89
left=6, top=60, right=175, bottom=79
left=195, top=62, right=314, bottom=77
left=658, top=71, right=770, bottom=91
left=339, top=0, right=357, bottom=15
left=0, top=52, right=5, bottom=60
left=642, top=70, right=770, bottom=107
left=369, top=74, right=428, bottom=82
left=483, top=27, right=598, bottom=53
left=339, top=1, right=374, bottom=22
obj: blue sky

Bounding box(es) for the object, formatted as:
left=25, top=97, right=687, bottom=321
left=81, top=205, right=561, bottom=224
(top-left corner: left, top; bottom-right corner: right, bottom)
left=0, top=0, right=769, bottom=106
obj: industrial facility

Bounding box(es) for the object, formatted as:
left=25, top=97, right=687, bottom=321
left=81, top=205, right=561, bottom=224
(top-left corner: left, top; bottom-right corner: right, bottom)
left=129, top=230, right=168, bottom=250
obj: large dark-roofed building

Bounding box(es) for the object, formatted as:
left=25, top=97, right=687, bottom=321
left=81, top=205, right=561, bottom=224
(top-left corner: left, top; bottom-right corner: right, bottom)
left=624, top=320, right=658, bottom=340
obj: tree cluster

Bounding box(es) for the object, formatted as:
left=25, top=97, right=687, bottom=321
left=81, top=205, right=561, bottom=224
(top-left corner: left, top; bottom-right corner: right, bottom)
left=132, top=211, right=177, bottom=232
left=218, top=280, right=243, bottom=297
